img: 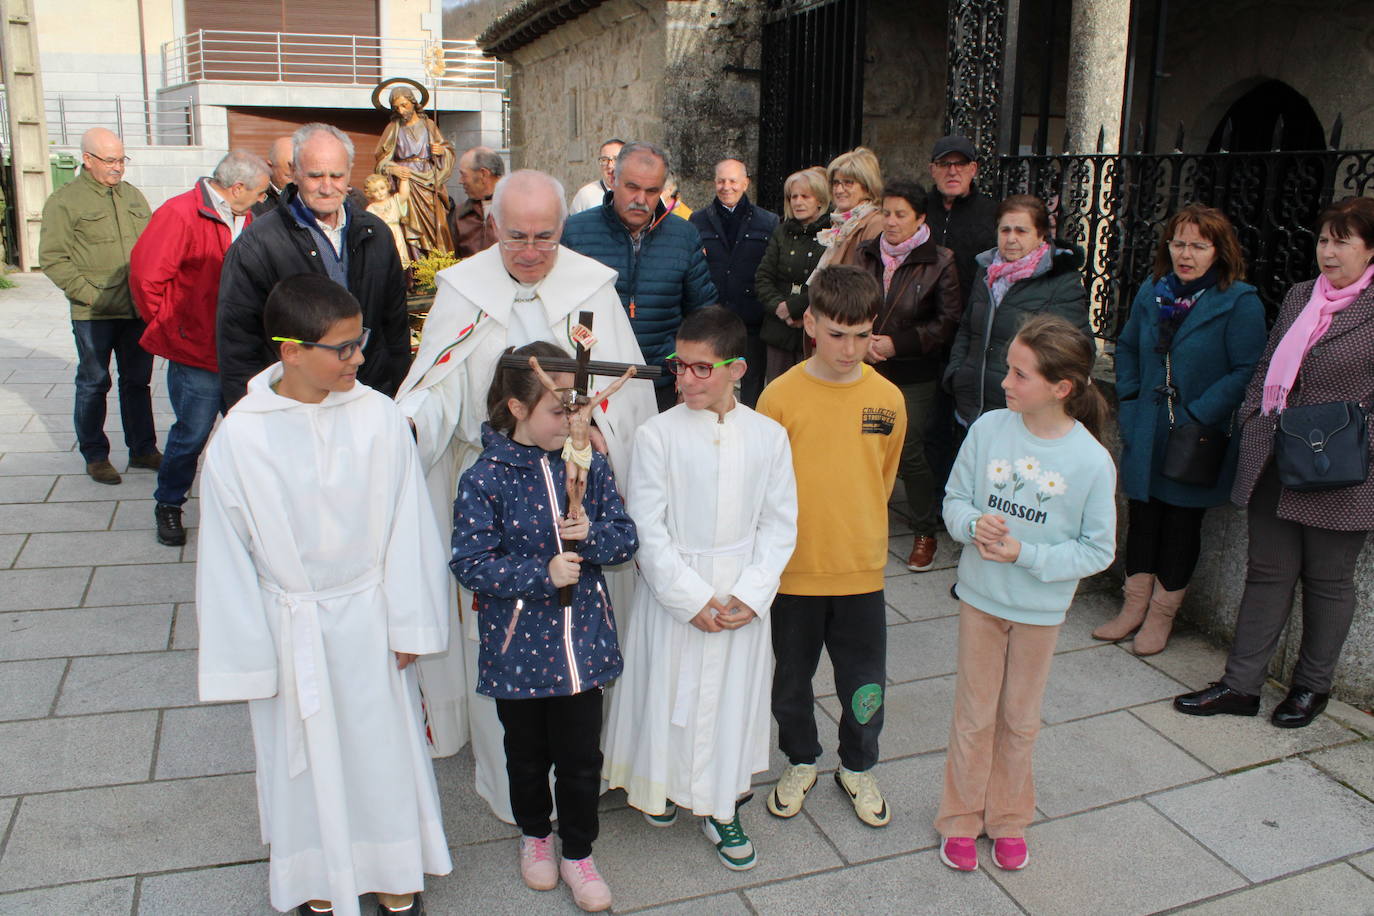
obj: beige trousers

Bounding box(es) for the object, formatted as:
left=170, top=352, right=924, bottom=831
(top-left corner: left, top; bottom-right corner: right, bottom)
left=935, top=602, right=1060, bottom=839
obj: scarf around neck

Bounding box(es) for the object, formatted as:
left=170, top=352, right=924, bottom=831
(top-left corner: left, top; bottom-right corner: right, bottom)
left=1262, top=263, right=1374, bottom=414
left=879, top=224, right=931, bottom=292
left=1153, top=267, right=1218, bottom=353
left=985, top=241, right=1051, bottom=307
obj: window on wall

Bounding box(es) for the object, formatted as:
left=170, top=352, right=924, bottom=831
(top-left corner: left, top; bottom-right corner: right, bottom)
left=569, top=88, right=581, bottom=140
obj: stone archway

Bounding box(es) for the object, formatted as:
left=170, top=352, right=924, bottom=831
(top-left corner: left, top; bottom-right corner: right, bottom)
left=1206, top=79, right=1326, bottom=152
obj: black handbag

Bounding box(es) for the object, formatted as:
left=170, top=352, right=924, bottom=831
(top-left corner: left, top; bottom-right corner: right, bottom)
left=1160, top=353, right=1230, bottom=487
left=1273, top=399, right=1370, bottom=491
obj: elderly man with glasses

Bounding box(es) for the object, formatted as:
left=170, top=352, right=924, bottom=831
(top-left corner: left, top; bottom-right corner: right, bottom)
left=39, top=127, right=160, bottom=485
left=395, top=168, right=656, bottom=824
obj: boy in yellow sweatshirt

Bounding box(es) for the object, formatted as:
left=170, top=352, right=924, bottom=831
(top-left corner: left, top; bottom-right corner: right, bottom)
left=756, top=264, right=906, bottom=828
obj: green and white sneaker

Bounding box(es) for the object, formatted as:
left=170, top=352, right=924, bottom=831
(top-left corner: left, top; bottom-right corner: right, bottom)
left=766, top=763, right=818, bottom=818
left=701, top=813, right=757, bottom=870
left=643, top=802, right=677, bottom=827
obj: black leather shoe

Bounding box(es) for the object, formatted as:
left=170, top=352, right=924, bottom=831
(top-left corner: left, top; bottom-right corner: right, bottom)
left=154, top=502, right=186, bottom=547
left=1173, top=682, right=1260, bottom=717
left=1271, top=686, right=1329, bottom=729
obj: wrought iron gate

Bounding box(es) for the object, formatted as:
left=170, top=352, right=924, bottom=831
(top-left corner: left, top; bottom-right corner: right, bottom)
left=756, top=0, right=867, bottom=213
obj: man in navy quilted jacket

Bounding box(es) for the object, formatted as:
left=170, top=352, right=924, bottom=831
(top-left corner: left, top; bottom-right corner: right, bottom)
left=562, top=141, right=718, bottom=411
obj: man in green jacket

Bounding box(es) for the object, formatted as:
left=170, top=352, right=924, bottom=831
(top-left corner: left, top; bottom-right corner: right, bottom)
left=40, top=127, right=160, bottom=485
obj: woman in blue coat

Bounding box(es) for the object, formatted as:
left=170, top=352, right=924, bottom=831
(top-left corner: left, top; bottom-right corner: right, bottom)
left=1095, top=205, right=1266, bottom=655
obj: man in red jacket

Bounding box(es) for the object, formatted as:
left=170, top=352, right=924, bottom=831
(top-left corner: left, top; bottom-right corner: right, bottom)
left=130, top=150, right=269, bottom=546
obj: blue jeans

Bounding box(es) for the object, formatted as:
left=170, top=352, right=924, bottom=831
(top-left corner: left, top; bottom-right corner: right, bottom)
left=71, top=319, right=156, bottom=463
left=155, top=361, right=223, bottom=506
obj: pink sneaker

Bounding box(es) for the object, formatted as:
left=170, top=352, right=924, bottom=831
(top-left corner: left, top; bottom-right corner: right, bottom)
left=939, top=836, right=978, bottom=871
left=992, top=837, right=1029, bottom=870
left=518, top=835, right=557, bottom=891
left=560, top=855, right=613, bottom=912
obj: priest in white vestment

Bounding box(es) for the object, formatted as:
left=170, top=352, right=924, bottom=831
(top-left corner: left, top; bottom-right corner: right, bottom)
left=604, top=311, right=798, bottom=835
left=395, top=169, right=657, bottom=822
left=197, top=363, right=452, bottom=916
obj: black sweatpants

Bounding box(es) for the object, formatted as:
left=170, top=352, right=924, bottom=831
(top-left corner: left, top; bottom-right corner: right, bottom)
left=770, top=591, right=887, bottom=772
left=494, top=688, right=604, bottom=860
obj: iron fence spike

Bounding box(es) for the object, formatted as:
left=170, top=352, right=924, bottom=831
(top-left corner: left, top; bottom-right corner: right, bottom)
left=1329, top=114, right=1343, bottom=150
left=1271, top=114, right=1286, bottom=151
left=1219, top=119, right=1233, bottom=152
left=1096, top=125, right=1105, bottom=153
left=1174, top=122, right=1185, bottom=152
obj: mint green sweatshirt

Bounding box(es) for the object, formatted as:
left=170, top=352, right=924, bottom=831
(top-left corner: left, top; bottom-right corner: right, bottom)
left=943, top=409, right=1117, bottom=626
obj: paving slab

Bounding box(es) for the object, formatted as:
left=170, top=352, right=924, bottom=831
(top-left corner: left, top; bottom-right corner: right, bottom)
left=883, top=566, right=960, bottom=621
left=46, top=472, right=159, bottom=502
left=0, top=774, right=263, bottom=891
left=15, top=530, right=180, bottom=568
left=1352, top=850, right=1374, bottom=879
left=0, top=475, right=53, bottom=503
left=1040, top=644, right=1189, bottom=723
left=1307, top=738, right=1374, bottom=801
left=112, top=498, right=200, bottom=531
left=632, top=891, right=752, bottom=915
left=1034, top=710, right=1214, bottom=817
left=886, top=616, right=959, bottom=684
left=85, top=562, right=197, bottom=606
left=156, top=703, right=257, bottom=779
left=0, top=878, right=135, bottom=915
left=56, top=649, right=199, bottom=715
left=1149, top=759, right=1374, bottom=882
left=0, top=431, right=74, bottom=452
left=0, top=658, right=66, bottom=720
left=431, top=748, right=521, bottom=848
left=0, top=451, right=89, bottom=475
left=0, top=535, right=22, bottom=569
left=584, top=800, right=843, bottom=910
left=988, top=801, right=1244, bottom=916
left=1173, top=862, right=1374, bottom=914
left=744, top=848, right=1020, bottom=916
left=0, top=566, right=90, bottom=610
left=0, top=499, right=113, bottom=533
left=0, top=416, right=29, bottom=432
left=801, top=752, right=945, bottom=863
left=818, top=676, right=955, bottom=760
left=172, top=602, right=198, bottom=649
left=0, top=711, right=156, bottom=795
left=1324, top=698, right=1374, bottom=738
left=1131, top=686, right=1358, bottom=772
left=0, top=604, right=173, bottom=660
left=1131, top=628, right=1232, bottom=692
left=136, top=862, right=274, bottom=916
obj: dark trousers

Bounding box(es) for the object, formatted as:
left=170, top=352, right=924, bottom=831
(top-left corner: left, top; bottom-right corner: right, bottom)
left=739, top=332, right=768, bottom=408
left=896, top=380, right=939, bottom=536
left=1124, top=498, right=1207, bottom=590
left=71, top=318, right=156, bottom=463
left=495, top=689, right=604, bottom=860
left=924, top=379, right=961, bottom=504
left=1222, top=469, right=1370, bottom=695
left=771, top=591, right=887, bottom=772
left=154, top=361, right=224, bottom=506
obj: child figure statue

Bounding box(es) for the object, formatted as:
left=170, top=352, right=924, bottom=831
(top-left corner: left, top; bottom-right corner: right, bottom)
left=364, top=172, right=412, bottom=268
left=529, top=356, right=637, bottom=523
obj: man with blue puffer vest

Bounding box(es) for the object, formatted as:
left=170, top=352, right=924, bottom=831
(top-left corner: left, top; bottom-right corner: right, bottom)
left=562, top=141, right=718, bottom=412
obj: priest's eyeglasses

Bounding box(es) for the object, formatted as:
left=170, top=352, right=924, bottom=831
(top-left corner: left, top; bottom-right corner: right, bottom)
left=664, top=352, right=742, bottom=378
left=270, top=327, right=371, bottom=360
left=499, top=237, right=560, bottom=251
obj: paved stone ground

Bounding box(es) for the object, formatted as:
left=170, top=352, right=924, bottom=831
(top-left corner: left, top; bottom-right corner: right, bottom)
left=2, top=273, right=1373, bottom=915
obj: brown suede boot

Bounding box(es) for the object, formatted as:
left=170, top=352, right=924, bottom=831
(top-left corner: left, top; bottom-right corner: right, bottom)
left=1131, top=582, right=1186, bottom=656
left=1092, top=572, right=1155, bottom=641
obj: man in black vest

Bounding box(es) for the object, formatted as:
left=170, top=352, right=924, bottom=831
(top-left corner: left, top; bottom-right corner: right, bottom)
left=689, top=158, right=779, bottom=406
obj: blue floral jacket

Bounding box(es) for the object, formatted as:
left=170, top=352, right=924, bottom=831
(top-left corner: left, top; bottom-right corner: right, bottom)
left=451, top=424, right=638, bottom=699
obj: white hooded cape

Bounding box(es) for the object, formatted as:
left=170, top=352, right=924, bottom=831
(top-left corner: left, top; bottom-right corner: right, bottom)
left=395, top=243, right=656, bottom=821
left=196, top=365, right=452, bottom=916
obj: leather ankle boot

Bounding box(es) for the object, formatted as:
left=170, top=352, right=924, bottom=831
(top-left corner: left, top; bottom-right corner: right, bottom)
left=1131, top=582, right=1185, bottom=656
left=1093, top=572, right=1156, bottom=641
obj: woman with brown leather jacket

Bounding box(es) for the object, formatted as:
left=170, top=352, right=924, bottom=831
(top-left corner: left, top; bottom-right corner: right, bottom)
left=856, top=177, right=963, bottom=572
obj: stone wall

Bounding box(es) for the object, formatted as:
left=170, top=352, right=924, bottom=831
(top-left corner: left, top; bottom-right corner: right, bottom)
left=501, top=0, right=667, bottom=199
left=860, top=0, right=947, bottom=187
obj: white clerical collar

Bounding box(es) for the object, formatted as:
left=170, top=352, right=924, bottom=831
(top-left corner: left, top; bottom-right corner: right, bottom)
left=511, top=279, right=543, bottom=302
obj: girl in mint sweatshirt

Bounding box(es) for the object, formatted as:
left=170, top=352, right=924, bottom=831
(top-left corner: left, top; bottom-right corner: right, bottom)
left=935, top=314, right=1116, bottom=874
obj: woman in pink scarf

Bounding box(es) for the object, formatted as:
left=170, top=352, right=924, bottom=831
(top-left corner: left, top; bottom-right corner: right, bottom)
left=1175, top=197, right=1374, bottom=729
left=854, top=178, right=962, bottom=572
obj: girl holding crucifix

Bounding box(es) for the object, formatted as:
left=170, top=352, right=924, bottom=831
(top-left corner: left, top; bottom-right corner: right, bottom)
left=450, top=341, right=638, bottom=913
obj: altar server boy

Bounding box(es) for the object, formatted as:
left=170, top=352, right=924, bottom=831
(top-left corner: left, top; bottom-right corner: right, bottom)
left=604, top=306, right=798, bottom=870
left=196, top=274, right=452, bottom=916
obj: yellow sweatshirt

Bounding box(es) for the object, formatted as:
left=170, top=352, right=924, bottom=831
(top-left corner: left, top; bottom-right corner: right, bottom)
left=757, top=362, right=906, bottom=596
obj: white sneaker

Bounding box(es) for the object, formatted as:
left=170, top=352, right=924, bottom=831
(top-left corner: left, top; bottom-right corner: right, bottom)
left=766, top=763, right=818, bottom=818
left=834, top=767, right=891, bottom=827
left=701, top=813, right=757, bottom=870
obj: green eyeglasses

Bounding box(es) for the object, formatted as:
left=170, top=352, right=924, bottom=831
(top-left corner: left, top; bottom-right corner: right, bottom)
left=665, top=352, right=742, bottom=379
left=271, top=327, right=371, bottom=360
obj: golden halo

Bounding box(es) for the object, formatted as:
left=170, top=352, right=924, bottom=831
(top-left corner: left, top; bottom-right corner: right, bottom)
left=371, top=77, right=430, bottom=113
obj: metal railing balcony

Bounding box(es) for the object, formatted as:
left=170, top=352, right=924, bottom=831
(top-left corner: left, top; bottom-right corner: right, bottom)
left=0, top=92, right=195, bottom=148
left=161, top=31, right=505, bottom=91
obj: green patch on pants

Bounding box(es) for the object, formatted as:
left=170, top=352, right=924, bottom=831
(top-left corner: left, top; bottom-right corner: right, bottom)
left=851, top=683, right=883, bottom=725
